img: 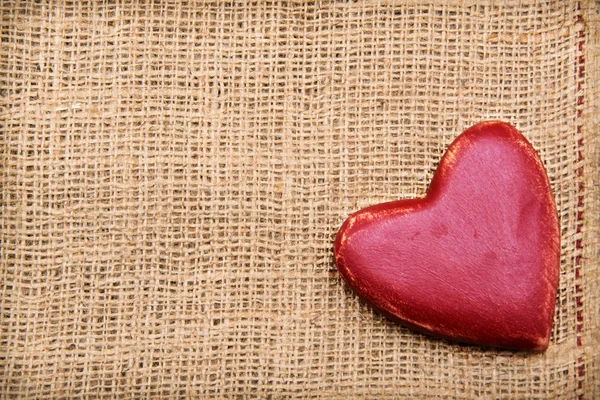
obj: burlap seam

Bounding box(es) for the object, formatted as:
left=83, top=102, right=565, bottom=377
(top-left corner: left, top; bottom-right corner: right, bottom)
left=576, top=2, right=586, bottom=399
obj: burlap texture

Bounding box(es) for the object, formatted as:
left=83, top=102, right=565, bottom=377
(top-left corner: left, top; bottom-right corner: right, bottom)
left=1, top=1, right=598, bottom=398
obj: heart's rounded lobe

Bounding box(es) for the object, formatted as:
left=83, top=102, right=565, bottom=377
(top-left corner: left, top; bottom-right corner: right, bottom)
left=334, top=121, right=560, bottom=351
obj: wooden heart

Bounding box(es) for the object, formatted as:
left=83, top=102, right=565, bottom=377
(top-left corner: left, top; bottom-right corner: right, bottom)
left=334, top=121, right=560, bottom=351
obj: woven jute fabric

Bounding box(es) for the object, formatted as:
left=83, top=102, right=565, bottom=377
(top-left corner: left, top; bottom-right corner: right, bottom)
left=1, top=1, right=598, bottom=398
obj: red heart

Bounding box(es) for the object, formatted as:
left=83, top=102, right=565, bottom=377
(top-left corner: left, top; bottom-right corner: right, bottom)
left=334, top=121, right=560, bottom=351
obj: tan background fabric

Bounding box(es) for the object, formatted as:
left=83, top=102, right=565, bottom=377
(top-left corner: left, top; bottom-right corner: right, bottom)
left=1, top=0, right=598, bottom=398
left=581, top=1, right=600, bottom=397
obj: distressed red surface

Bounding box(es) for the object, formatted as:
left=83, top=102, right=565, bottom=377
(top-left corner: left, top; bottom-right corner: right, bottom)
left=334, top=121, right=560, bottom=351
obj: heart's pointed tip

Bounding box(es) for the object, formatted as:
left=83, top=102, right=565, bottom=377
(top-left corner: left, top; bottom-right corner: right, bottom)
left=434, top=327, right=552, bottom=352
left=534, top=338, right=550, bottom=352
left=534, top=322, right=553, bottom=352
left=522, top=334, right=550, bottom=352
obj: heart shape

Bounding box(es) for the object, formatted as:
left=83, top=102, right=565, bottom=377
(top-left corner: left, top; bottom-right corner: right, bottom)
left=334, top=121, right=560, bottom=351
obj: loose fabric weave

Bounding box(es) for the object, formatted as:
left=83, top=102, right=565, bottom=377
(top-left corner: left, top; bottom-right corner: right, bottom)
left=1, top=1, right=598, bottom=398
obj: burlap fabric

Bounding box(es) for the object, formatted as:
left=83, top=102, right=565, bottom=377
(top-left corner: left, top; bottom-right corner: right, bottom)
left=1, top=1, right=598, bottom=398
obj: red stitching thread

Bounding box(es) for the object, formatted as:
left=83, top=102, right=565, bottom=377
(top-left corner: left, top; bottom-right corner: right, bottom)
left=575, top=2, right=585, bottom=399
